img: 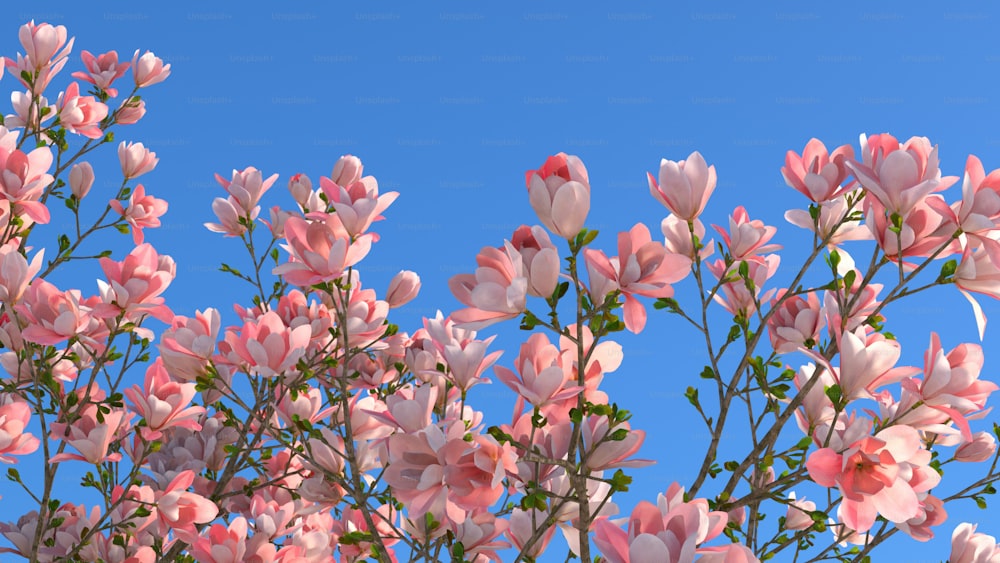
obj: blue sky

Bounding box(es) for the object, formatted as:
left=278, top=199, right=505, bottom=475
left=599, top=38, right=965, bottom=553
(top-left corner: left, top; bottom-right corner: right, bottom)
left=8, top=3, right=1000, bottom=561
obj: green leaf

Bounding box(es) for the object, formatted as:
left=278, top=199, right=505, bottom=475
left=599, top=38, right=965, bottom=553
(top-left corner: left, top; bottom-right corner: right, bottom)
left=684, top=386, right=699, bottom=408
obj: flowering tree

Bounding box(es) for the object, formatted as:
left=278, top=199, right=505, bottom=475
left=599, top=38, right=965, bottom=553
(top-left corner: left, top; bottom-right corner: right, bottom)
left=0, top=19, right=999, bottom=563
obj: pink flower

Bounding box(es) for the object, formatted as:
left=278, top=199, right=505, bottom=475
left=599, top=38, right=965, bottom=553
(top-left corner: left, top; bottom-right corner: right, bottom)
left=69, top=161, right=93, bottom=199
left=825, top=326, right=919, bottom=402
left=288, top=172, right=314, bottom=209
left=583, top=222, right=691, bottom=333
left=131, top=50, right=171, bottom=87
left=56, top=82, right=108, bottom=139
left=950, top=522, right=1000, bottom=563
left=901, top=332, right=998, bottom=441
left=847, top=133, right=958, bottom=217
left=118, top=141, right=158, bottom=180
left=896, top=494, right=948, bottom=542
left=0, top=245, right=43, bottom=305
left=509, top=225, right=560, bottom=298
left=71, top=50, right=130, bottom=97
left=204, top=196, right=248, bottom=237
left=782, top=138, right=855, bottom=202
left=661, top=214, right=713, bottom=261
left=153, top=470, right=218, bottom=542
left=648, top=151, right=717, bottom=221
left=125, top=359, right=205, bottom=441
left=581, top=416, right=652, bottom=471
left=784, top=493, right=817, bottom=531
left=0, top=395, right=39, bottom=463
left=592, top=484, right=740, bottom=563
left=222, top=310, right=311, bottom=379
left=767, top=290, right=823, bottom=354
left=49, top=403, right=129, bottom=464
left=318, top=155, right=397, bottom=237
left=449, top=243, right=528, bottom=330
left=273, top=214, right=373, bottom=287
left=386, top=270, right=421, bottom=307
left=494, top=332, right=581, bottom=408
left=713, top=206, right=781, bottom=261
left=784, top=193, right=871, bottom=266
left=955, top=431, right=997, bottom=463
left=506, top=508, right=557, bottom=559
left=864, top=195, right=956, bottom=267
left=706, top=255, right=781, bottom=318
left=97, top=243, right=175, bottom=326
left=214, top=166, right=277, bottom=218
left=526, top=153, right=590, bottom=238
left=0, top=138, right=54, bottom=224
left=805, top=425, right=940, bottom=532
left=116, top=97, right=146, bottom=125
left=16, top=278, right=97, bottom=346
left=109, top=184, right=168, bottom=244
left=158, top=308, right=220, bottom=381
left=5, top=21, right=74, bottom=94
left=190, top=517, right=248, bottom=563
left=959, top=244, right=1000, bottom=334
left=954, top=155, right=1000, bottom=262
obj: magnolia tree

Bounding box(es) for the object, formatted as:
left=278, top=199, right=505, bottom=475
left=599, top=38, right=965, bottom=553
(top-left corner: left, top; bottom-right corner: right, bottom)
left=2, top=19, right=1000, bottom=563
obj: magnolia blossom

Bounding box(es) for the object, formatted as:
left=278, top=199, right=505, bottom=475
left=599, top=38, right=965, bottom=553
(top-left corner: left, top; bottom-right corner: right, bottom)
left=648, top=151, right=717, bottom=221
left=118, top=141, right=158, bottom=180
left=109, top=184, right=168, bottom=244
left=526, top=152, right=590, bottom=238
left=449, top=242, right=528, bottom=330
left=71, top=49, right=130, bottom=96
left=56, top=82, right=107, bottom=139
left=782, top=138, right=855, bottom=202
left=806, top=425, right=940, bottom=532
left=131, top=49, right=170, bottom=87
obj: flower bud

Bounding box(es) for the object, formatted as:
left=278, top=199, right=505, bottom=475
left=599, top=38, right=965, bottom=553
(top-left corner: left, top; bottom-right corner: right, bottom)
left=386, top=270, right=420, bottom=308
left=69, top=161, right=94, bottom=199
left=955, top=431, right=997, bottom=463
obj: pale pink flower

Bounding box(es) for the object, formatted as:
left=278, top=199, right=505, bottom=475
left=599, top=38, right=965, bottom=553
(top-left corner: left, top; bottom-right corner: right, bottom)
left=440, top=334, right=502, bottom=392
left=823, top=275, right=883, bottom=333
left=6, top=21, right=74, bottom=93
left=583, top=222, right=691, bottom=333
left=782, top=138, right=855, bottom=202
left=954, top=155, right=1000, bottom=264
left=506, top=508, right=557, bottom=559
left=494, top=332, right=581, bottom=408
left=0, top=395, right=39, bottom=462
left=449, top=242, right=528, bottom=329
left=806, top=425, right=940, bottom=532
left=116, top=97, right=146, bottom=125
left=273, top=214, right=373, bottom=286
left=951, top=522, right=1000, bottom=563
left=386, top=270, right=420, bottom=307
left=56, top=82, right=107, bottom=139
left=648, top=150, right=717, bottom=221
left=784, top=493, right=817, bottom=531
left=896, top=494, right=948, bottom=542
left=153, top=470, right=218, bottom=542
left=131, top=50, right=171, bottom=87
left=581, top=415, right=652, bottom=471
left=118, top=141, right=158, bottom=180
left=214, top=166, right=277, bottom=218
left=318, top=156, right=397, bottom=237
left=222, top=310, right=311, bottom=379
left=288, top=172, right=314, bottom=209
left=0, top=138, right=53, bottom=224
left=956, top=244, right=1000, bottom=339
left=190, top=517, right=248, bottom=563
left=822, top=326, right=919, bottom=402
left=68, top=161, right=93, bottom=199
left=158, top=308, right=220, bottom=381
left=526, top=152, right=591, bottom=238
left=71, top=50, right=130, bottom=97
left=49, top=403, right=129, bottom=464
left=592, top=485, right=738, bottom=563
left=125, top=359, right=205, bottom=441
left=714, top=206, right=781, bottom=261
left=865, top=194, right=957, bottom=267
left=72, top=50, right=132, bottom=98
left=767, top=290, right=824, bottom=353
left=901, top=332, right=998, bottom=441
left=16, top=278, right=96, bottom=346
left=509, top=225, right=560, bottom=298
left=661, top=214, right=713, bottom=261
left=0, top=245, right=42, bottom=304
left=4, top=91, right=55, bottom=130
left=97, top=243, right=175, bottom=327
left=109, top=184, right=168, bottom=244
left=847, top=133, right=958, bottom=218
left=956, top=431, right=997, bottom=462
left=204, top=196, right=248, bottom=237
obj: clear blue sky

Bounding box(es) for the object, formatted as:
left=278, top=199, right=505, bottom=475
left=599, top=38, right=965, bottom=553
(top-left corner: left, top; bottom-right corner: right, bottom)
left=7, top=3, right=1000, bottom=561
